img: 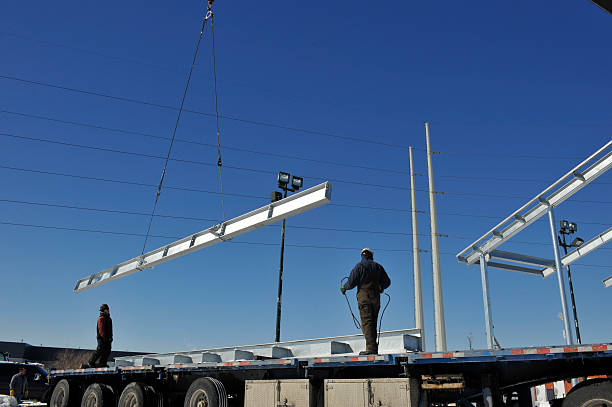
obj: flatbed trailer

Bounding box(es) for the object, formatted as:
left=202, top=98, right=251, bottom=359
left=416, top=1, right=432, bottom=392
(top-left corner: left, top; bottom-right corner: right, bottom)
left=47, top=338, right=612, bottom=407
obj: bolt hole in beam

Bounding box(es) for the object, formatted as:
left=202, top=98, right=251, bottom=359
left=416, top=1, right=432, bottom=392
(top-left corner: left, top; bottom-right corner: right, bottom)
left=74, top=182, right=332, bottom=293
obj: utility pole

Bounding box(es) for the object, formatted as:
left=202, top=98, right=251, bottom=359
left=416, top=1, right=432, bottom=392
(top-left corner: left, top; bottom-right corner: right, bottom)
left=425, top=122, right=447, bottom=352
left=409, top=147, right=425, bottom=351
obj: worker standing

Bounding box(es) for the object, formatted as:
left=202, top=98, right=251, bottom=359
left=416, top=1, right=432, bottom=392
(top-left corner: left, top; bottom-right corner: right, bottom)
left=88, top=304, right=113, bottom=367
left=9, top=366, right=28, bottom=402
left=341, top=248, right=391, bottom=355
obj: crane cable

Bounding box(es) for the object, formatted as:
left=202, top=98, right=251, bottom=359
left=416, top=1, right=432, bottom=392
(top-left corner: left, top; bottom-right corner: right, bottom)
left=141, top=1, right=215, bottom=256
left=210, top=7, right=226, bottom=222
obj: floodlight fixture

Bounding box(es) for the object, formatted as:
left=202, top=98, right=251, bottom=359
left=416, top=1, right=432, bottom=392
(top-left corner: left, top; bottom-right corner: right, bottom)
left=278, top=171, right=290, bottom=187
left=271, top=191, right=283, bottom=202
left=561, top=220, right=570, bottom=232
left=291, top=176, right=303, bottom=190
left=571, top=237, right=584, bottom=248
left=569, top=222, right=578, bottom=233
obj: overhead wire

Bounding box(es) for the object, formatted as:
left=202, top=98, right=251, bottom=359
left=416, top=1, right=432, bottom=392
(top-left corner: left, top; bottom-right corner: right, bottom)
left=2, top=164, right=612, bottom=221
left=3, top=131, right=612, bottom=203
left=0, top=109, right=411, bottom=175
left=1, top=219, right=612, bottom=262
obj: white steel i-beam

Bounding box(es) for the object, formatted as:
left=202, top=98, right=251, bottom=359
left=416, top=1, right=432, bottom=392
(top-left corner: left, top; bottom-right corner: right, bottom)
left=542, top=226, right=612, bottom=277
left=409, top=146, right=425, bottom=350
left=479, top=255, right=494, bottom=349
left=425, top=123, right=447, bottom=352
left=457, top=141, right=612, bottom=266
left=547, top=207, right=574, bottom=345
left=74, top=182, right=332, bottom=293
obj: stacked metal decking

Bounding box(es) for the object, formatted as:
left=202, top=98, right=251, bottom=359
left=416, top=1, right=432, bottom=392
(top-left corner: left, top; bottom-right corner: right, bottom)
left=112, top=329, right=422, bottom=367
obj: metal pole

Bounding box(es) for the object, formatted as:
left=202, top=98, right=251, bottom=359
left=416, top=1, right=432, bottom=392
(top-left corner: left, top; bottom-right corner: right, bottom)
left=560, top=234, right=582, bottom=344
left=479, top=254, right=494, bottom=349
left=425, top=122, right=447, bottom=352
left=409, top=147, right=425, bottom=351
left=547, top=208, right=574, bottom=345
left=275, top=188, right=288, bottom=342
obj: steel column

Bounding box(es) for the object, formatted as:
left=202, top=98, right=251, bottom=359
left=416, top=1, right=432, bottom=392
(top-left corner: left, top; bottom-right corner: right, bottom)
left=479, top=255, right=494, bottom=349
left=547, top=207, right=574, bottom=345
left=409, top=147, right=425, bottom=350
left=425, top=122, right=447, bottom=352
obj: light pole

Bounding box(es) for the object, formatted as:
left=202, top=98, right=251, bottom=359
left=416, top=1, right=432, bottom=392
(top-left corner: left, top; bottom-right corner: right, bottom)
left=558, top=220, right=585, bottom=344
left=272, top=172, right=303, bottom=342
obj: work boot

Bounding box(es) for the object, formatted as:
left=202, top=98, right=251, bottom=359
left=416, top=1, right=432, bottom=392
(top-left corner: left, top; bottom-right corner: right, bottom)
left=359, top=349, right=378, bottom=355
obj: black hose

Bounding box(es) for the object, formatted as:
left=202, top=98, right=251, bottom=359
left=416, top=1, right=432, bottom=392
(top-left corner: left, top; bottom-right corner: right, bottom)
left=341, top=277, right=391, bottom=346
left=341, top=277, right=362, bottom=329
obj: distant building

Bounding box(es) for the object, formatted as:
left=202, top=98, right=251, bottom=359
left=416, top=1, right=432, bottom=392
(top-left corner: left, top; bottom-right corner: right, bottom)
left=0, top=341, right=145, bottom=369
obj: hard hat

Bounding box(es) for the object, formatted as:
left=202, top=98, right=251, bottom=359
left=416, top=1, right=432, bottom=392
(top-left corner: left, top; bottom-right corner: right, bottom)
left=361, top=248, right=373, bottom=257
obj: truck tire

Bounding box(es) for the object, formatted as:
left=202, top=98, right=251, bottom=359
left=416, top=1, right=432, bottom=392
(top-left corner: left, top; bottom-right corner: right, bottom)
left=50, top=379, right=76, bottom=407
left=563, top=380, right=612, bottom=407
left=184, top=378, right=226, bottom=407
left=81, top=383, right=114, bottom=407
left=118, top=382, right=149, bottom=407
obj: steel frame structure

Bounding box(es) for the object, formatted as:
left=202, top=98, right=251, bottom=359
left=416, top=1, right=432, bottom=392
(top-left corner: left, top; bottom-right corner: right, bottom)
left=457, top=141, right=612, bottom=347
left=74, top=182, right=332, bottom=292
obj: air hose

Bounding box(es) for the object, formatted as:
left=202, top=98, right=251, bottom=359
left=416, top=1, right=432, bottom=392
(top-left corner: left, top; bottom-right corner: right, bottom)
left=341, top=277, right=391, bottom=345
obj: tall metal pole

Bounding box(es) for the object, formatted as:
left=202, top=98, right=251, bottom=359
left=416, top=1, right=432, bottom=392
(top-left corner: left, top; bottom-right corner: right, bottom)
left=479, top=255, right=494, bottom=349
left=425, top=122, right=447, bottom=352
left=547, top=207, right=574, bottom=345
left=275, top=188, right=288, bottom=342
left=409, top=147, right=425, bottom=351
left=560, top=234, right=582, bottom=344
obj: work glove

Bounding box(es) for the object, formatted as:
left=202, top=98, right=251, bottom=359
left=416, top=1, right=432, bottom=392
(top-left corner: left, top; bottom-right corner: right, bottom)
left=340, top=284, right=346, bottom=295
left=9, top=390, right=15, bottom=398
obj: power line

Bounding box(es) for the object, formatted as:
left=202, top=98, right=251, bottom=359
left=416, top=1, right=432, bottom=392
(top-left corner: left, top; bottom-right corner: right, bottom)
left=2, top=74, right=609, bottom=161
left=0, top=74, right=410, bottom=150
left=2, top=219, right=612, bottom=263
left=0, top=131, right=425, bottom=191
left=6, top=131, right=612, bottom=203
left=0, top=109, right=410, bottom=175
left=0, top=164, right=417, bottom=213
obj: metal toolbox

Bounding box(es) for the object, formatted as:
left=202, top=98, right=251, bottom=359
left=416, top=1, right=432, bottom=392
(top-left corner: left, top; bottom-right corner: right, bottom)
left=324, top=378, right=419, bottom=407
left=245, top=379, right=315, bottom=407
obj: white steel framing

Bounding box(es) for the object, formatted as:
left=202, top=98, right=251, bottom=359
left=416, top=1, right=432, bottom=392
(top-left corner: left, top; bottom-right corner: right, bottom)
left=74, top=182, right=332, bottom=293
left=456, top=140, right=612, bottom=347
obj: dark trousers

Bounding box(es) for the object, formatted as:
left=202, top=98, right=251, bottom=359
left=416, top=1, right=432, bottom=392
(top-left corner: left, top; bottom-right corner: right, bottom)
left=358, top=301, right=381, bottom=352
left=89, top=340, right=112, bottom=367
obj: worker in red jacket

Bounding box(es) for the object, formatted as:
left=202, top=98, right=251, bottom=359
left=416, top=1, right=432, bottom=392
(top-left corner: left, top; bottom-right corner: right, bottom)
left=87, top=304, right=113, bottom=367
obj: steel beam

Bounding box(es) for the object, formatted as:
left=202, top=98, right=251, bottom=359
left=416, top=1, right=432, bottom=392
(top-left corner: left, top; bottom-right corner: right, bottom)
left=542, top=226, right=612, bottom=277
left=457, top=142, right=612, bottom=266
left=604, top=276, right=612, bottom=288
left=488, top=250, right=554, bottom=268
left=74, top=182, right=332, bottom=292
left=475, top=260, right=544, bottom=276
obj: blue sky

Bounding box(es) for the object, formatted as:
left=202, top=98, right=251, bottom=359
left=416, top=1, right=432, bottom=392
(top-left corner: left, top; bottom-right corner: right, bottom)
left=1, top=1, right=611, bottom=354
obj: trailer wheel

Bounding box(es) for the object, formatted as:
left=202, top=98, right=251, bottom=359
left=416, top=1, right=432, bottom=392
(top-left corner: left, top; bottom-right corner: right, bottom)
left=81, top=383, right=114, bottom=407
left=563, top=380, right=612, bottom=407
left=50, top=379, right=77, bottom=407
left=184, top=378, right=226, bottom=407
left=118, top=382, right=150, bottom=407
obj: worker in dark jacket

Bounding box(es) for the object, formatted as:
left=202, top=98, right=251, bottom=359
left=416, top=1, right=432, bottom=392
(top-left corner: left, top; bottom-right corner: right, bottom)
left=88, top=303, right=113, bottom=367
left=341, top=248, right=391, bottom=355
left=9, top=367, right=28, bottom=402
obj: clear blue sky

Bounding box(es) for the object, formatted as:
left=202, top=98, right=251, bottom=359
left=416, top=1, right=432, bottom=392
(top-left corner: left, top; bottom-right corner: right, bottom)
left=1, top=1, right=611, bottom=354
